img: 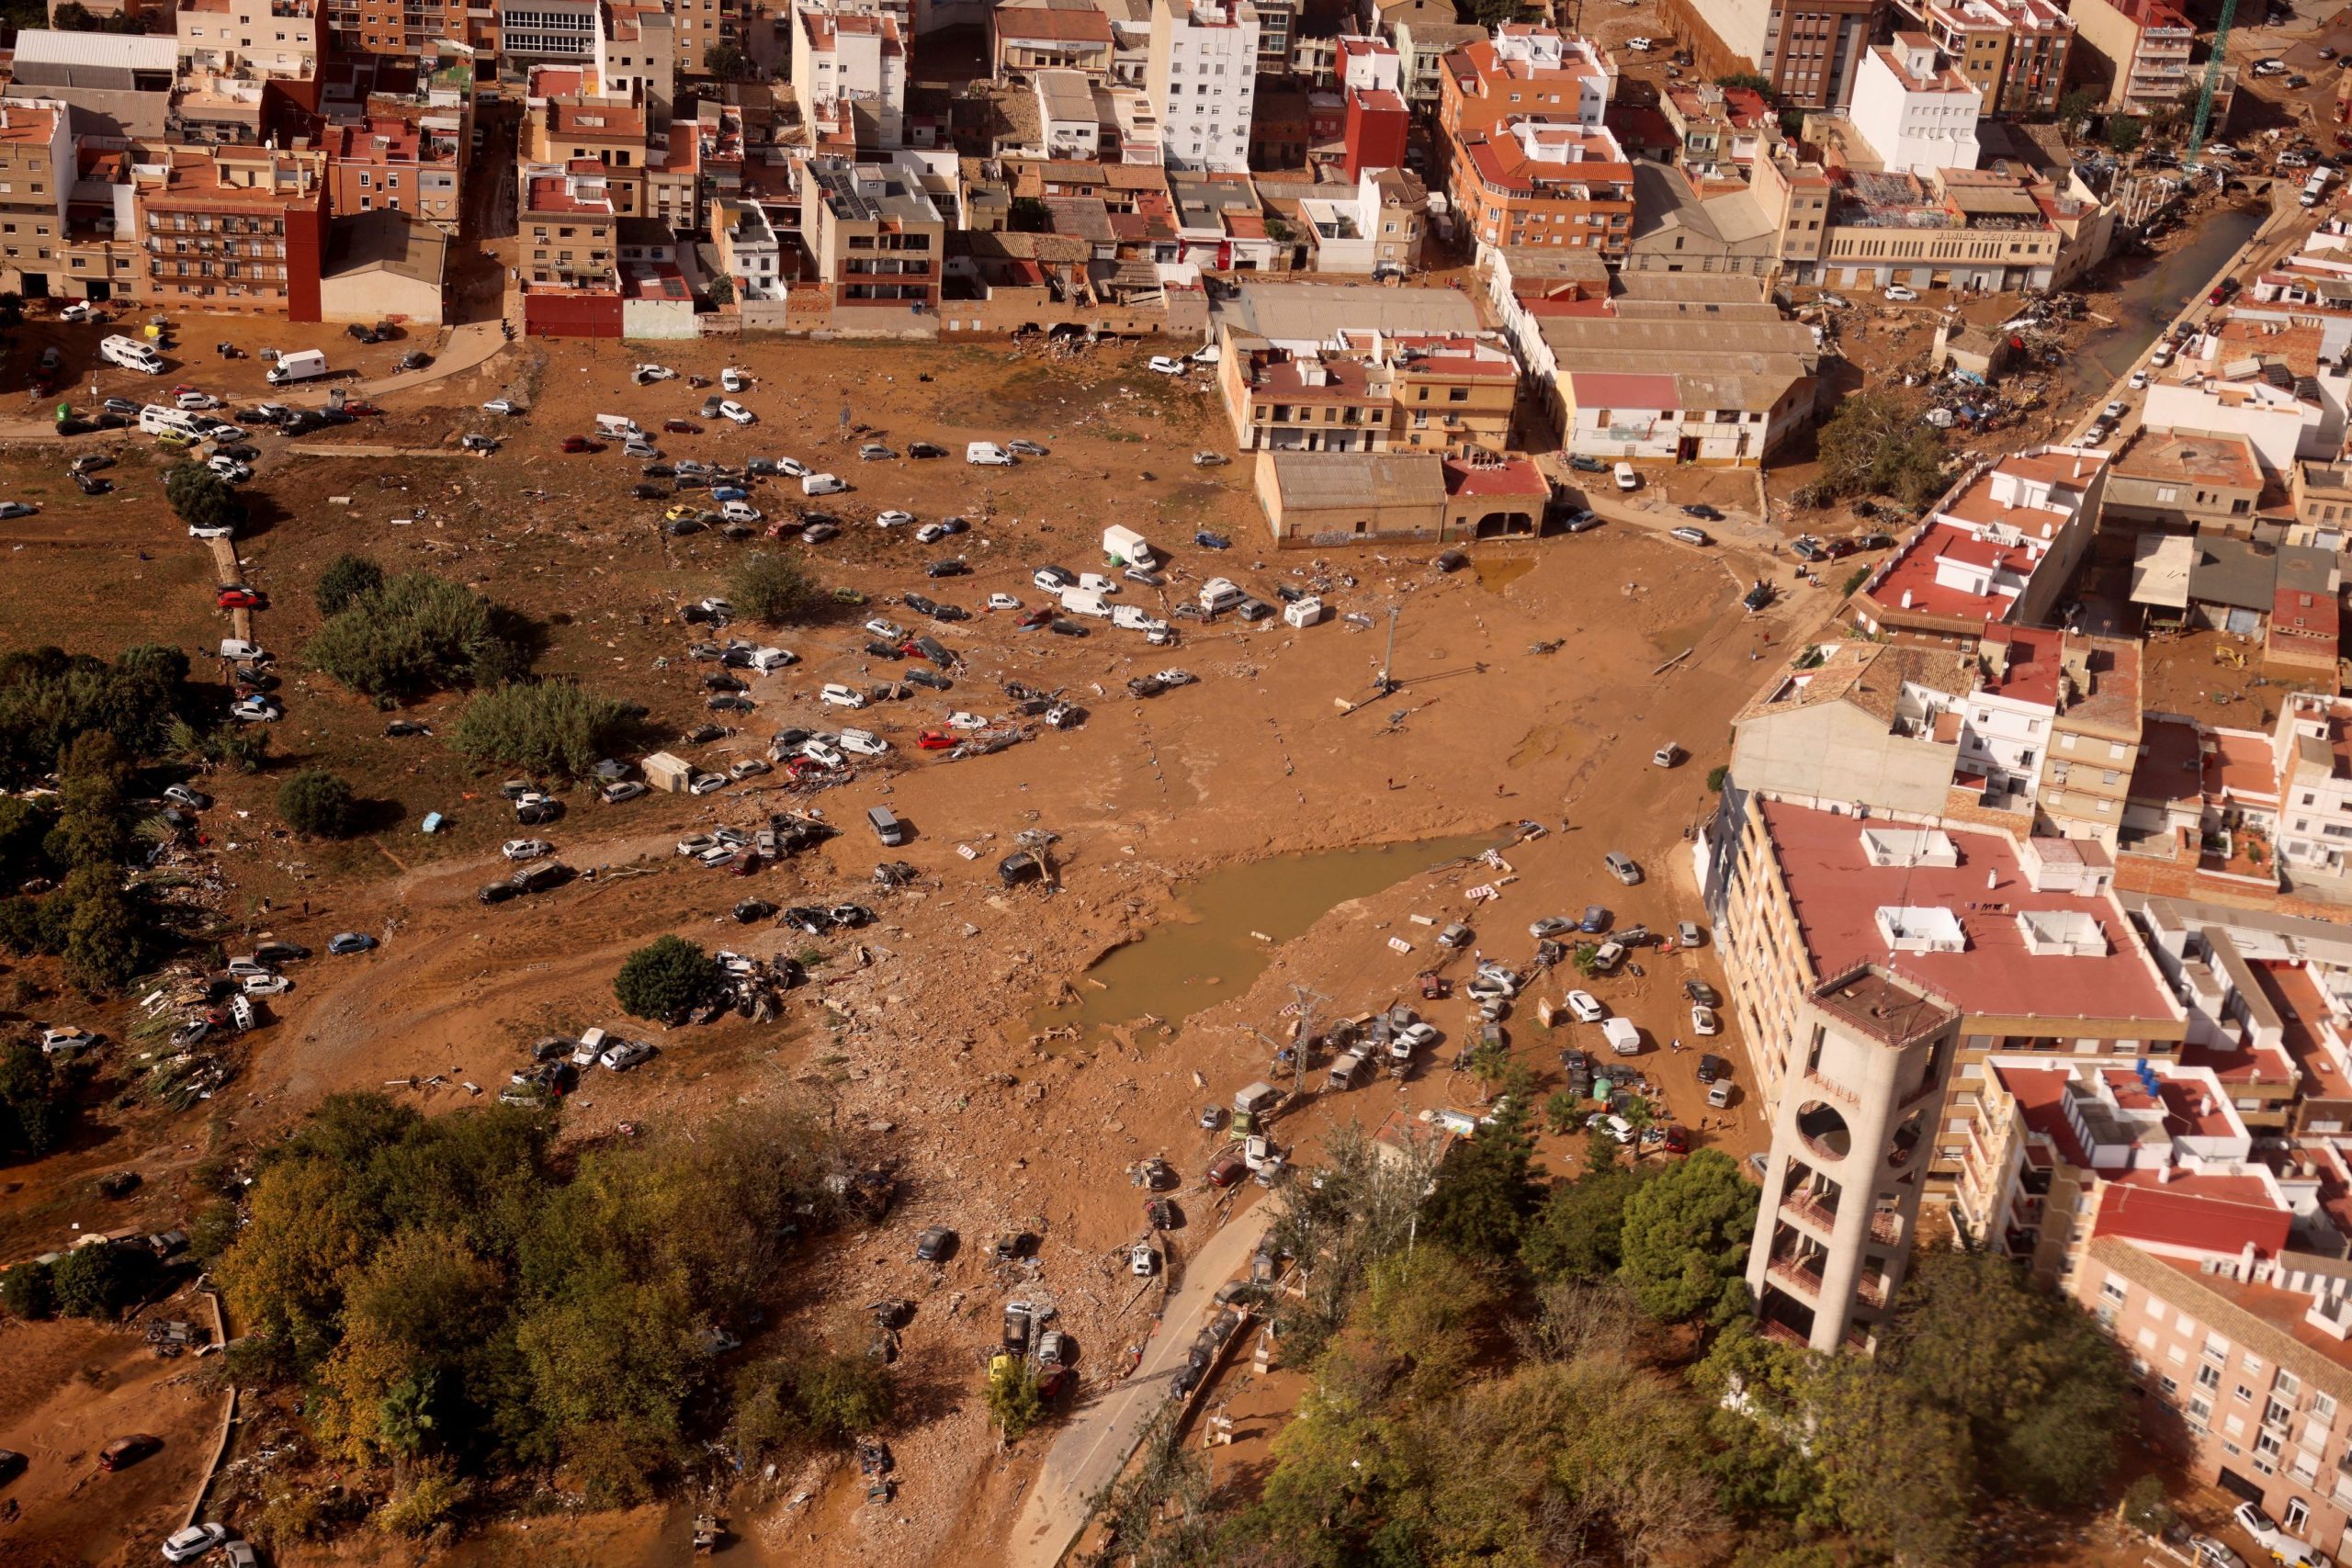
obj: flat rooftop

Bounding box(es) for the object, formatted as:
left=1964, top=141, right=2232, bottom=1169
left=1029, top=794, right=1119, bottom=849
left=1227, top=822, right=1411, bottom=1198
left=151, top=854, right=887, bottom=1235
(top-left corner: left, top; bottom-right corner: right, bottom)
left=1758, top=798, right=2181, bottom=1027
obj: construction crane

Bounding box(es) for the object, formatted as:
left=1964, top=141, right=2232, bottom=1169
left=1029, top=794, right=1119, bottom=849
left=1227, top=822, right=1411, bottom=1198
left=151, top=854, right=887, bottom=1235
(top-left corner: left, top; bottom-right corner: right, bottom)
left=2184, top=0, right=2240, bottom=165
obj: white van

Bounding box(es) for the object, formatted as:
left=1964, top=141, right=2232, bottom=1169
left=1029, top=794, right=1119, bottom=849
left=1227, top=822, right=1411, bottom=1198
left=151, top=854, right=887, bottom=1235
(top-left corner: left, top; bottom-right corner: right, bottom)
left=1199, top=577, right=1244, bottom=615
left=1600, top=1017, right=1641, bottom=1055
left=1102, top=525, right=1158, bottom=570
left=1059, top=587, right=1109, bottom=618
left=967, top=442, right=1014, bottom=466
left=802, top=472, right=847, bottom=496
left=594, top=413, right=643, bottom=440
left=265, top=348, right=329, bottom=386
left=1111, top=604, right=1168, bottom=633
left=2304, top=169, right=2337, bottom=209
left=100, top=334, right=164, bottom=374
left=1613, top=462, right=1639, bottom=491
left=571, top=1026, right=608, bottom=1068
left=218, top=638, right=266, bottom=662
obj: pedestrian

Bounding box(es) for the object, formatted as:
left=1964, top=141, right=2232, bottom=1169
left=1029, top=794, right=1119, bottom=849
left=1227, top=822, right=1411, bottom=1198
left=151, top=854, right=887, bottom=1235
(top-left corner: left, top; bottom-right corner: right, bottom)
left=301, top=898, right=310, bottom=916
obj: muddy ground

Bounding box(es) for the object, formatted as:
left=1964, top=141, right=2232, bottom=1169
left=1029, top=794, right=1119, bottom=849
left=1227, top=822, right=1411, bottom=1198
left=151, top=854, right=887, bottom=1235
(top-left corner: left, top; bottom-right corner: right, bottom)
left=0, top=316, right=1869, bottom=1568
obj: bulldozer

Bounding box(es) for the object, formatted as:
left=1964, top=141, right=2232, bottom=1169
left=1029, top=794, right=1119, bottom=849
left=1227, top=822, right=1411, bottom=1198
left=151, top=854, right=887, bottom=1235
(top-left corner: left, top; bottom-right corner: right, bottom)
left=2215, top=646, right=2247, bottom=669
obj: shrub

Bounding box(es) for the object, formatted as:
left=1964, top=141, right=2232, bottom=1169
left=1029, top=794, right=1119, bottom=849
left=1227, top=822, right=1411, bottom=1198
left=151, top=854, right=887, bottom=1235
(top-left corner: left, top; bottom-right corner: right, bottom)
left=0, top=1258, right=55, bottom=1319
left=614, top=936, right=719, bottom=1022
left=729, top=553, right=825, bottom=626
left=51, top=1243, right=149, bottom=1320
left=306, top=571, right=515, bottom=701
left=0, top=1037, right=72, bottom=1158
left=1706, top=764, right=1730, bottom=793
left=450, top=682, right=632, bottom=781
left=163, top=462, right=247, bottom=537
left=314, top=553, right=386, bottom=618
left=277, top=770, right=357, bottom=838
left=986, top=1359, right=1045, bottom=1441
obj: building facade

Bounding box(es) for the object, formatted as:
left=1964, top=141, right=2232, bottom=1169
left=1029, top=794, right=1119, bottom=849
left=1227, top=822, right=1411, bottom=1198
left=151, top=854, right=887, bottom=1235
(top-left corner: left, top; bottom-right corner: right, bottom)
left=1145, top=0, right=1260, bottom=173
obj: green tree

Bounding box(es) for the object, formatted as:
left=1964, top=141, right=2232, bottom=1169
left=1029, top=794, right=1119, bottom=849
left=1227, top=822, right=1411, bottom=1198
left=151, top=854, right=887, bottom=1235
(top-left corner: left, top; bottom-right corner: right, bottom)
left=1614, top=1149, right=1757, bottom=1323
left=987, top=1358, right=1045, bottom=1441
left=613, top=935, right=718, bottom=1022
left=1521, top=1165, right=1649, bottom=1283
left=729, top=553, right=825, bottom=626
left=305, top=570, right=515, bottom=701
left=2057, top=86, right=2100, bottom=130
left=61, top=867, right=149, bottom=994
left=0, top=1037, right=72, bottom=1158
left=704, top=40, right=749, bottom=80
left=2121, top=1474, right=2174, bottom=1536
left=0, top=1258, right=55, bottom=1319
left=163, top=461, right=247, bottom=537
left=1422, top=1091, right=1543, bottom=1259
left=450, top=681, right=633, bottom=780
left=278, top=769, right=358, bottom=838
left=315, top=553, right=387, bottom=617
left=1807, top=391, right=1948, bottom=510
left=1715, top=73, right=1772, bottom=95
left=1706, top=763, right=1730, bottom=792
left=51, top=1243, right=148, bottom=1319
left=1807, top=1356, right=1973, bottom=1567
left=2107, top=114, right=2145, bottom=156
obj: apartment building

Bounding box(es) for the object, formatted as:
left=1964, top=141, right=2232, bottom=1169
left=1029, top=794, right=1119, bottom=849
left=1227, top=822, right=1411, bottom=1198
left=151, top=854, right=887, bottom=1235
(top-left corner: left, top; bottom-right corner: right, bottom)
left=520, top=165, right=617, bottom=289
left=1436, top=24, right=1611, bottom=145
left=7, top=29, right=177, bottom=139
left=1448, top=118, right=1633, bottom=259
left=325, top=0, right=491, bottom=58
left=666, top=0, right=748, bottom=75
left=2072, top=0, right=2233, bottom=119
left=497, top=0, right=598, bottom=59
left=2292, top=461, right=2352, bottom=551
left=1559, top=362, right=1812, bottom=468
left=795, top=3, right=910, bottom=150
left=1921, top=0, right=2074, bottom=116
left=1848, top=447, right=2107, bottom=645
left=2275, top=695, right=2352, bottom=900
left=2040, top=633, right=2145, bottom=850
left=800, top=153, right=944, bottom=313
left=596, top=3, right=677, bottom=128
left=1216, top=328, right=1519, bottom=457
left=1847, top=32, right=1981, bottom=177
left=0, top=102, right=72, bottom=298
left=710, top=196, right=786, bottom=299
left=1392, top=17, right=1483, bottom=106
left=1145, top=0, right=1260, bottom=173
left=1665, top=0, right=1887, bottom=111
left=1705, top=794, right=2188, bottom=1201
left=322, top=113, right=463, bottom=231
left=133, top=143, right=329, bottom=318
left=992, top=0, right=1116, bottom=79
left=176, top=0, right=321, bottom=80
left=2104, top=430, right=2267, bottom=535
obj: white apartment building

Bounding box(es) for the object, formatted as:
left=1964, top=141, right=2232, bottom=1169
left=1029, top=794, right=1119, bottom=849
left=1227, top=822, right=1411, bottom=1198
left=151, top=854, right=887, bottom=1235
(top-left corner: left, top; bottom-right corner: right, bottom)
left=2277, top=694, right=2352, bottom=893
left=1146, top=0, right=1260, bottom=173
left=1033, top=68, right=1101, bottom=158
left=794, top=0, right=910, bottom=150
left=1848, top=32, right=1982, bottom=177
left=1483, top=22, right=1611, bottom=125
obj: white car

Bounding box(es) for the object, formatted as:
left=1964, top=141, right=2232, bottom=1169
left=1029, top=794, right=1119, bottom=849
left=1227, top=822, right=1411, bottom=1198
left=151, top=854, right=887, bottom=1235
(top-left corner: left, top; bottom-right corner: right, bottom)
left=481, top=397, right=522, bottom=415
left=61, top=300, right=93, bottom=322
left=728, top=757, right=772, bottom=780
left=876, top=510, right=914, bottom=528
left=799, top=739, right=845, bottom=769
left=720, top=501, right=763, bottom=524
left=1612, top=461, right=1638, bottom=491
left=0, top=501, right=39, bottom=519
left=634, top=364, right=677, bottom=382
left=502, top=839, right=552, bottom=861
left=163, top=1524, right=232, bottom=1563
left=1129, top=1242, right=1159, bottom=1276
left=599, top=1038, right=655, bottom=1071
left=1147, top=356, right=1186, bottom=375
left=775, top=456, right=808, bottom=478
left=837, top=728, right=888, bottom=756
left=2129, top=370, right=2149, bottom=389
left=1883, top=284, right=1919, bottom=302
left=207, top=455, right=251, bottom=482
left=675, top=834, right=718, bottom=857
left=1691, top=1004, right=1720, bottom=1036
left=2233, top=1503, right=2322, bottom=1568
left=1565, top=989, right=1606, bottom=1023
left=225, top=957, right=272, bottom=978
left=864, top=617, right=906, bottom=640
left=914, top=523, right=949, bottom=544
left=228, top=695, right=280, bottom=722
left=718, top=400, right=755, bottom=425
left=987, top=592, right=1023, bottom=611
left=242, top=974, right=291, bottom=997
left=175, top=391, right=220, bottom=411
left=2103, top=400, right=2130, bottom=421
left=1624, top=35, right=1654, bottom=50
left=687, top=772, right=728, bottom=795
left=190, top=521, right=236, bottom=541
left=721, top=367, right=749, bottom=392
left=945, top=711, right=989, bottom=730
left=820, top=682, right=867, bottom=709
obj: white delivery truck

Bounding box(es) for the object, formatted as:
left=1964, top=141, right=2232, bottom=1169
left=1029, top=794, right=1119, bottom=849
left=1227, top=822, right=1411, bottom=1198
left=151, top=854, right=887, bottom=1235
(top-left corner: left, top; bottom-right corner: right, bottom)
left=1102, top=525, right=1158, bottom=570
left=266, top=348, right=330, bottom=386
left=595, top=413, right=643, bottom=439
left=100, top=334, right=164, bottom=374
left=1058, top=587, right=1109, bottom=618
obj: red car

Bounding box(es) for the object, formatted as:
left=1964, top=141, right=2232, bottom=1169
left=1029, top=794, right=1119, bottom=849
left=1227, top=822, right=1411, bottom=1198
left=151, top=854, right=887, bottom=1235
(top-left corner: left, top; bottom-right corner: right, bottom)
left=662, top=419, right=702, bottom=434
left=1205, top=1154, right=1248, bottom=1189
left=342, top=400, right=384, bottom=416
left=217, top=588, right=263, bottom=610
left=1018, top=607, right=1053, bottom=628
left=561, top=434, right=603, bottom=453
left=1661, top=1124, right=1691, bottom=1157
left=1417, top=971, right=1449, bottom=1000
left=918, top=729, right=956, bottom=750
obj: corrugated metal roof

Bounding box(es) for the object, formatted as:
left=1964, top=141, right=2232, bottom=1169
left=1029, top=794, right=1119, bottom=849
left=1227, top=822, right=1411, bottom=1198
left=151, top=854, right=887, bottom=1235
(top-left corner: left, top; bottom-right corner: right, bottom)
left=12, top=28, right=177, bottom=70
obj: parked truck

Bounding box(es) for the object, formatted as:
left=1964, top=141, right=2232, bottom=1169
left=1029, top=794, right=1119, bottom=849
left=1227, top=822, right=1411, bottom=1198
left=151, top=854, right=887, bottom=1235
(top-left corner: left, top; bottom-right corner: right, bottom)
left=266, top=348, right=330, bottom=386
left=1102, top=525, right=1159, bottom=570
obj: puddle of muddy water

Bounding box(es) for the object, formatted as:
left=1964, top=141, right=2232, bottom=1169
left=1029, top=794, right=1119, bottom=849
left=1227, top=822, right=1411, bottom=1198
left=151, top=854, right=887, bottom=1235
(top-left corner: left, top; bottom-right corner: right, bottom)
left=1472, top=557, right=1536, bottom=593
left=1032, top=831, right=1504, bottom=1045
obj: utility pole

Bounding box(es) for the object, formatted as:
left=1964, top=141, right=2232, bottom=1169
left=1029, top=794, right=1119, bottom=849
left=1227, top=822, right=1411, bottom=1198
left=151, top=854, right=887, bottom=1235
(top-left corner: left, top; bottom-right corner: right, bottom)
left=1287, top=982, right=1329, bottom=1102
left=1376, top=605, right=1400, bottom=694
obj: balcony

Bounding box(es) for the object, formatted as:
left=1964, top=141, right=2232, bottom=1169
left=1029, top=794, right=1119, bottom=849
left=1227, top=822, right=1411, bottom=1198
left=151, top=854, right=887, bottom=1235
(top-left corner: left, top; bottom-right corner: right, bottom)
left=1856, top=1272, right=1890, bottom=1309
left=1781, top=1190, right=1839, bottom=1235
left=1767, top=1253, right=1826, bottom=1299
left=1869, top=1207, right=1903, bottom=1247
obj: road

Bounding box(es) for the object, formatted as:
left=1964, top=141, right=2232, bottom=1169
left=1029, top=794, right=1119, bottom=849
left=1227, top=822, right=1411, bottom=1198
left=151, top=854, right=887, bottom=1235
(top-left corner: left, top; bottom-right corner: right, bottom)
left=1003, top=1192, right=1280, bottom=1568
